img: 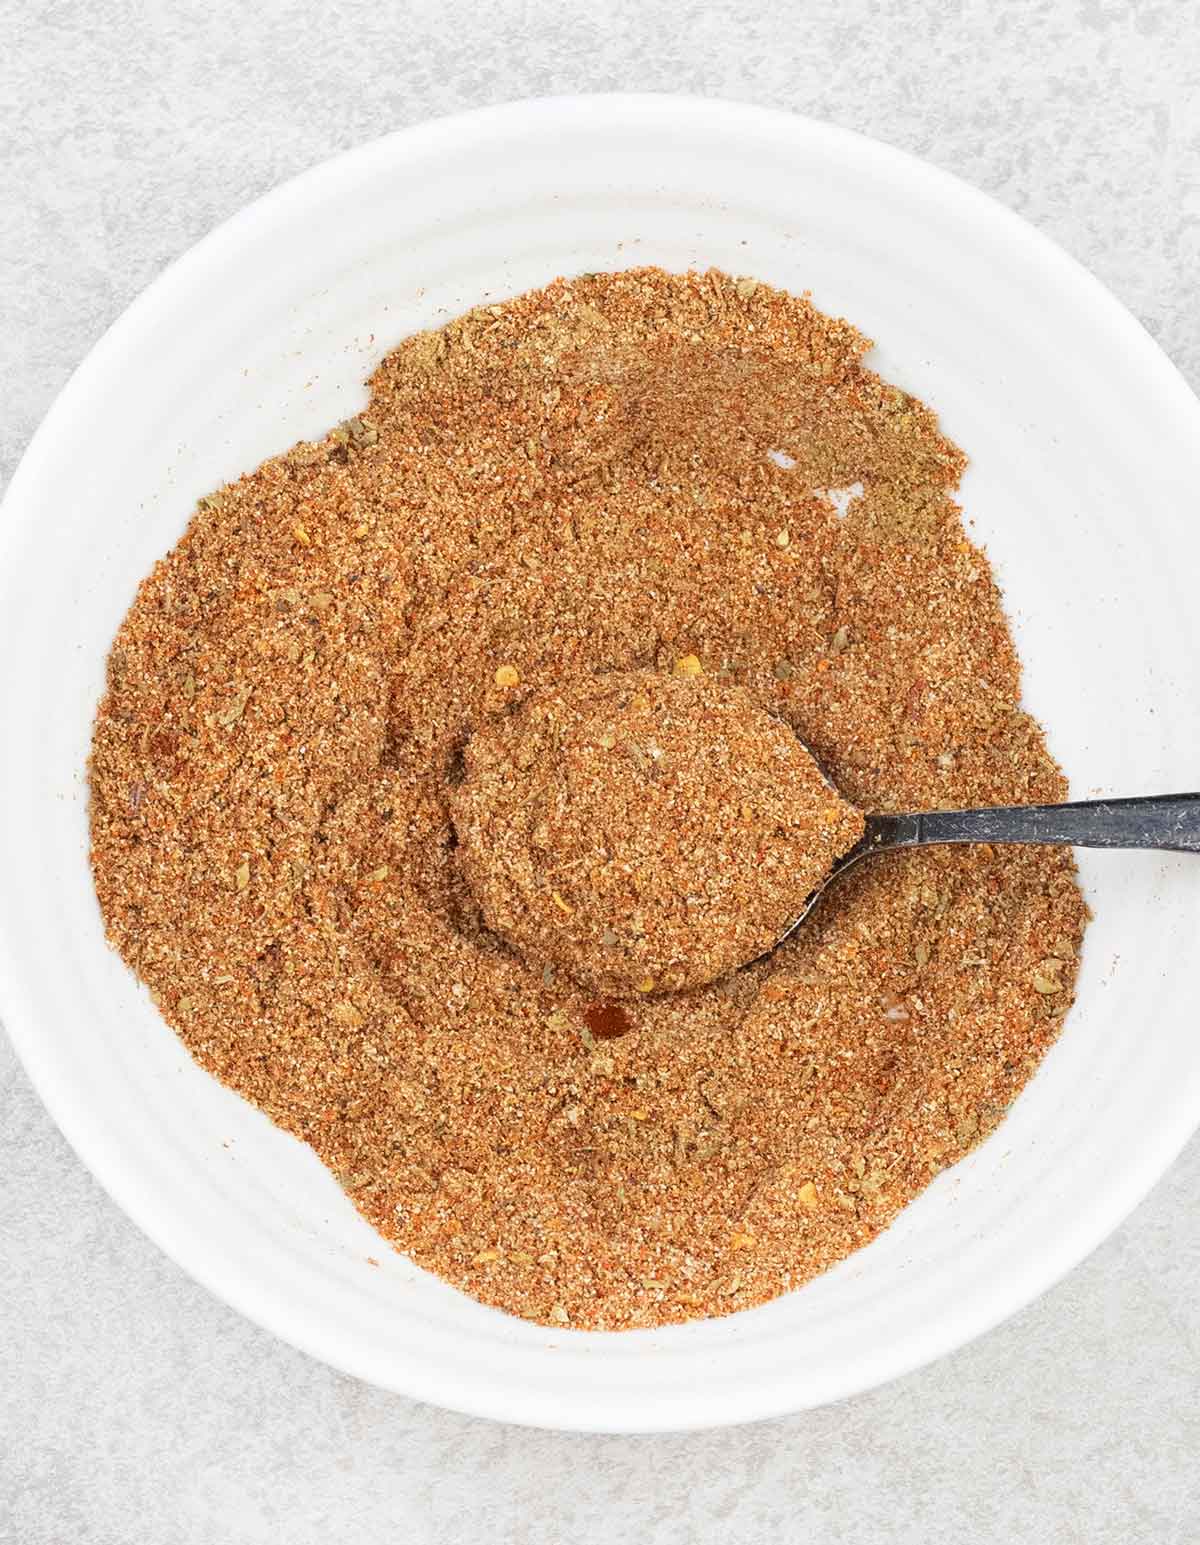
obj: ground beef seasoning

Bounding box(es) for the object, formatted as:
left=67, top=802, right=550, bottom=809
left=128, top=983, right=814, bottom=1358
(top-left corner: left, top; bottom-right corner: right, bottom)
left=89, top=268, right=1088, bottom=1330
left=451, top=670, right=864, bottom=997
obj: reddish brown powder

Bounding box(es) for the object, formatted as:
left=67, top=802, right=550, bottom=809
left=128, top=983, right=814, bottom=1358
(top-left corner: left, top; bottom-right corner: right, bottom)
left=451, top=669, right=864, bottom=997
left=88, top=267, right=1087, bottom=1330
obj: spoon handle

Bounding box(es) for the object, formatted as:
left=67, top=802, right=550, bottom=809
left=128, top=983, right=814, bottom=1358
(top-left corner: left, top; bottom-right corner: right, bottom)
left=865, top=793, right=1200, bottom=855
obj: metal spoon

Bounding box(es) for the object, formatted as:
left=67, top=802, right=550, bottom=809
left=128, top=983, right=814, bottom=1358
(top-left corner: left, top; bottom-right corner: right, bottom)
left=782, top=789, right=1200, bottom=938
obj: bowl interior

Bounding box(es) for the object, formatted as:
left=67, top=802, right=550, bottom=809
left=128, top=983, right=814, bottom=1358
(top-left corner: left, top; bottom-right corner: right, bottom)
left=2, top=96, right=1199, bottom=1431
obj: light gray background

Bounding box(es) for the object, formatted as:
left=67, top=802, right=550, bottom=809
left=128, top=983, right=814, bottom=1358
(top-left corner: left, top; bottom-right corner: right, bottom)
left=2, top=2, right=1198, bottom=1541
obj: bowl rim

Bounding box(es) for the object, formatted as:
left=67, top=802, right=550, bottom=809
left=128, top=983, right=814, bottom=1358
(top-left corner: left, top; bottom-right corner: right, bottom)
left=3, top=92, right=1200, bottom=1432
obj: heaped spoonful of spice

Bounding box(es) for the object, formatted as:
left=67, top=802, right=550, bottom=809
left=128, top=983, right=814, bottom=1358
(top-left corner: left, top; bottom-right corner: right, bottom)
left=450, top=667, right=864, bottom=998
left=452, top=668, right=1200, bottom=1002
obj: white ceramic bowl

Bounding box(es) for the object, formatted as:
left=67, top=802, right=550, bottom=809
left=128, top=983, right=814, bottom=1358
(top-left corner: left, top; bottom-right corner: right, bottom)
left=2, top=95, right=1199, bottom=1433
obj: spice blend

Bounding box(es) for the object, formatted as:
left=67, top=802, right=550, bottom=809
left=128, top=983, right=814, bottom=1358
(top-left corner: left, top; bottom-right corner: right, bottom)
left=89, top=268, right=1087, bottom=1330
left=451, top=669, right=864, bottom=998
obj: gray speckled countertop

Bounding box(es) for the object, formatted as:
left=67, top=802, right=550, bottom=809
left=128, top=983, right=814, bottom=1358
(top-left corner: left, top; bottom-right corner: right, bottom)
left=2, top=3, right=1199, bottom=1540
